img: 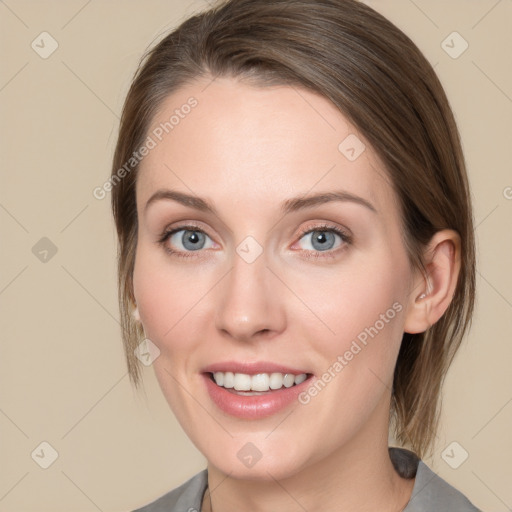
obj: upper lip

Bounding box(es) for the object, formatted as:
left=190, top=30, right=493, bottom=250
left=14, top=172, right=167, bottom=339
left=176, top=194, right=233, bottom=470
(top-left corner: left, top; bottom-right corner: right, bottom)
left=202, top=361, right=311, bottom=375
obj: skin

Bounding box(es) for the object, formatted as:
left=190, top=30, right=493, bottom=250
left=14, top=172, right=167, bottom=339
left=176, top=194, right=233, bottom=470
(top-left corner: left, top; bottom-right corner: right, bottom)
left=132, top=76, right=461, bottom=512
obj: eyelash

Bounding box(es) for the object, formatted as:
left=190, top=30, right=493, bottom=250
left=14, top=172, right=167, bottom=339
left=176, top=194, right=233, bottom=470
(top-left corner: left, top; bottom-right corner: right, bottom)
left=156, top=223, right=352, bottom=260
left=295, top=223, right=352, bottom=260
left=157, top=223, right=211, bottom=260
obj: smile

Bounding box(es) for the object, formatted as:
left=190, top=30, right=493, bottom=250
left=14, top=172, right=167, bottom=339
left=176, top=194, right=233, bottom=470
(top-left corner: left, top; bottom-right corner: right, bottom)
left=210, top=371, right=308, bottom=393
left=202, top=368, right=315, bottom=419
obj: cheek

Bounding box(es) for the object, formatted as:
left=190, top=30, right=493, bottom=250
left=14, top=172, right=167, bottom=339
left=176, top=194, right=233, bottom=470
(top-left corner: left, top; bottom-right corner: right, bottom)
left=288, top=250, right=409, bottom=409
left=290, top=253, right=407, bottom=345
left=289, top=266, right=407, bottom=434
left=132, top=244, right=214, bottom=354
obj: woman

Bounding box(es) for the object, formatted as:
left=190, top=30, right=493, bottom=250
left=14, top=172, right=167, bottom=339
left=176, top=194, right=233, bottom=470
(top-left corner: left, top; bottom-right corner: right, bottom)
left=110, top=0, right=479, bottom=510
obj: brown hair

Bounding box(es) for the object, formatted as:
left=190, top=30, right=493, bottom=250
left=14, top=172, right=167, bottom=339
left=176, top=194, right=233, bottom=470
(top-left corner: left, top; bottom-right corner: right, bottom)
left=111, top=0, right=475, bottom=458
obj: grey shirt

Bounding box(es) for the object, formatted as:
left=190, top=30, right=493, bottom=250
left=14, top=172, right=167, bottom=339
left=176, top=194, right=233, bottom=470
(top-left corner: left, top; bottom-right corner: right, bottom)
left=132, top=447, right=480, bottom=511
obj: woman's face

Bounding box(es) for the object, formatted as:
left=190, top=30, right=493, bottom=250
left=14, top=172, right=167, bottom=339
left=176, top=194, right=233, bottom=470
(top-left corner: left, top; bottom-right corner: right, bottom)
left=133, top=76, right=418, bottom=480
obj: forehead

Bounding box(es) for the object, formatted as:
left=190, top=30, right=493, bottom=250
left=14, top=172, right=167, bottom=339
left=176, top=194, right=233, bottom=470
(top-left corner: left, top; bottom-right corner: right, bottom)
left=136, top=76, right=395, bottom=216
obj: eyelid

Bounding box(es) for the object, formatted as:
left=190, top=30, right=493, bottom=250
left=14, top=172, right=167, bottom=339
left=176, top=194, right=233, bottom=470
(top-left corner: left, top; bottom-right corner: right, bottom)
left=156, top=222, right=216, bottom=259
left=159, top=221, right=207, bottom=236
left=157, top=221, right=352, bottom=259
left=294, top=222, right=352, bottom=243
left=290, top=222, right=352, bottom=258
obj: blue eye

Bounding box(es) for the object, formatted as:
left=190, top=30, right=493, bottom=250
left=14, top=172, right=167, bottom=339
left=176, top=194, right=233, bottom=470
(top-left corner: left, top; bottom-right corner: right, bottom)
left=170, top=229, right=210, bottom=251
left=158, top=226, right=215, bottom=257
left=158, top=223, right=351, bottom=260
left=299, top=230, right=340, bottom=251
left=298, top=224, right=352, bottom=258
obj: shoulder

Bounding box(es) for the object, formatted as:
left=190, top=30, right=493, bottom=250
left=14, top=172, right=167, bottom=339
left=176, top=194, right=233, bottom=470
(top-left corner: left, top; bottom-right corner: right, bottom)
left=407, top=460, right=481, bottom=511
left=131, top=469, right=208, bottom=512
left=390, top=447, right=481, bottom=512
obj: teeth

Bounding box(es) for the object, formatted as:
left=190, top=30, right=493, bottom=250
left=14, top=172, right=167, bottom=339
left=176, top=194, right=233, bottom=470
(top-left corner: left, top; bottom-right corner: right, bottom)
left=212, top=371, right=308, bottom=391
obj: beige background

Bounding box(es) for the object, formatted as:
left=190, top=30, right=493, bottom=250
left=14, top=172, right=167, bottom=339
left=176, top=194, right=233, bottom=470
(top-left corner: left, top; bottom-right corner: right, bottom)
left=1, top=0, right=511, bottom=510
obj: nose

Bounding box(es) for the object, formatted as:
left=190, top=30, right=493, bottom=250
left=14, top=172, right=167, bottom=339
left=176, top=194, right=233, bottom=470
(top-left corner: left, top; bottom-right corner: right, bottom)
left=214, top=246, right=286, bottom=342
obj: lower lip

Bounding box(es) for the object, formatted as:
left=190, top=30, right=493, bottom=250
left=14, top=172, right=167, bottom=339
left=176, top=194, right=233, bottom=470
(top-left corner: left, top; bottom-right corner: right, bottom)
left=202, top=373, right=313, bottom=419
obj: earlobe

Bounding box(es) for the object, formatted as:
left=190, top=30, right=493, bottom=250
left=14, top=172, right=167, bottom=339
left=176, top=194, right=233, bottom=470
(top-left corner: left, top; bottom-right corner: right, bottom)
left=131, top=301, right=148, bottom=340
left=404, top=230, right=461, bottom=334
left=132, top=304, right=141, bottom=322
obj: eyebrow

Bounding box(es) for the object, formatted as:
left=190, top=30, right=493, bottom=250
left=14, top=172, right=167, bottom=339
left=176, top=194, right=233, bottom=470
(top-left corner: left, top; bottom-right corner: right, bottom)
left=144, top=188, right=377, bottom=215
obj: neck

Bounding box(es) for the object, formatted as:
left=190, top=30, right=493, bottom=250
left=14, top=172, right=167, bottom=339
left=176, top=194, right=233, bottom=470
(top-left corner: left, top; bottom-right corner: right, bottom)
left=202, top=403, right=415, bottom=512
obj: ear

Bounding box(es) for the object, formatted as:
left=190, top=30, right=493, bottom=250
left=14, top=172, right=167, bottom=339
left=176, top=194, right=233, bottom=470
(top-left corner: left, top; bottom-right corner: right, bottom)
left=403, top=229, right=461, bottom=334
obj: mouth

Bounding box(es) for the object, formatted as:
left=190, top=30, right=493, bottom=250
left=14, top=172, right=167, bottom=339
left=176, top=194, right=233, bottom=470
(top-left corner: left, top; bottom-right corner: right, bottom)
left=206, top=371, right=313, bottom=395
left=200, top=361, right=315, bottom=418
